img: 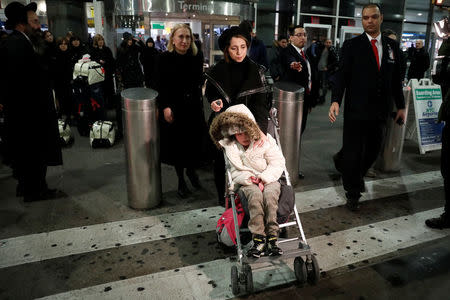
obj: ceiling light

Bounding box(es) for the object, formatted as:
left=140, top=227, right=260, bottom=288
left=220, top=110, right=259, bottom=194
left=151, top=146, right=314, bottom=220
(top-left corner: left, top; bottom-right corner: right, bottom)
left=418, top=13, right=422, bottom=16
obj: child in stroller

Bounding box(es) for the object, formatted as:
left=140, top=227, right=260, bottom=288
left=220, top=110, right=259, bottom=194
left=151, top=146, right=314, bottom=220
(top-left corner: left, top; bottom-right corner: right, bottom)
left=210, top=104, right=286, bottom=258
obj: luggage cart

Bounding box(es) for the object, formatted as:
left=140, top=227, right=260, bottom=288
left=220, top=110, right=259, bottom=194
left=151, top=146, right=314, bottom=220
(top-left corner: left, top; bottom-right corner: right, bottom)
left=227, top=108, right=320, bottom=295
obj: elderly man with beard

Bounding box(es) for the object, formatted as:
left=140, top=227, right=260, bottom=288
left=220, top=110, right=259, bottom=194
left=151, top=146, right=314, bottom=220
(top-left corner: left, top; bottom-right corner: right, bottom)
left=0, top=2, right=62, bottom=202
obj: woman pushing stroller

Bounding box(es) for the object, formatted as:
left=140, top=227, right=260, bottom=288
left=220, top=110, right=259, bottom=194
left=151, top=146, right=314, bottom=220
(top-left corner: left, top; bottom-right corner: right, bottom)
left=210, top=104, right=285, bottom=258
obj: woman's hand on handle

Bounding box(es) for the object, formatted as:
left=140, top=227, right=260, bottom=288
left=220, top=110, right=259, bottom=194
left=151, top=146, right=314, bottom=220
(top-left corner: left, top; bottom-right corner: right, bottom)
left=210, top=99, right=223, bottom=112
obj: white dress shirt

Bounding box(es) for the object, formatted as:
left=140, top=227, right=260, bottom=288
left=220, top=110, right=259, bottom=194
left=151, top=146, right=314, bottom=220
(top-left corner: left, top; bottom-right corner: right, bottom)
left=292, top=44, right=312, bottom=91
left=365, top=32, right=383, bottom=67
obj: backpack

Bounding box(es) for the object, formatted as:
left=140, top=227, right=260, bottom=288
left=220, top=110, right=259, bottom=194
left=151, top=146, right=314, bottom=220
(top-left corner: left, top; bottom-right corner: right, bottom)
left=216, top=198, right=245, bottom=247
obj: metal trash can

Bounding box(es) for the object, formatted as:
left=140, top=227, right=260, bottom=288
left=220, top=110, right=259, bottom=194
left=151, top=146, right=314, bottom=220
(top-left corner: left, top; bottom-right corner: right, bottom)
left=272, top=81, right=305, bottom=186
left=375, top=87, right=412, bottom=172
left=121, top=88, right=161, bottom=209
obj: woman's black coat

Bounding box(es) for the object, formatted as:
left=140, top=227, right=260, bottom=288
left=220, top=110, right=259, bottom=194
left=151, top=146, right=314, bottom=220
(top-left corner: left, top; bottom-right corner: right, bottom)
left=142, top=46, right=159, bottom=88
left=54, top=48, right=74, bottom=115
left=205, top=57, right=271, bottom=133
left=154, top=49, right=207, bottom=166
left=90, top=46, right=116, bottom=99
left=116, top=40, right=144, bottom=89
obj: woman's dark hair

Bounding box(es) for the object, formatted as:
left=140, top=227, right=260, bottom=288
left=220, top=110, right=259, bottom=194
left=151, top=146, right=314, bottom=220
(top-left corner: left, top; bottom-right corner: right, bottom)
left=277, top=35, right=287, bottom=41
left=382, top=29, right=397, bottom=38
left=70, top=35, right=81, bottom=46
left=146, top=37, right=155, bottom=46
left=223, top=34, right=249, bottom=63
left=0, top=31, right=8, bottom=39
left=56, top=37, right=69, bottom=46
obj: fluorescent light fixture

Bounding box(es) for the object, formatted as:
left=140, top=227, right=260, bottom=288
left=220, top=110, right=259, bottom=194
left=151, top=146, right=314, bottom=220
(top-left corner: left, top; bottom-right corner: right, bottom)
left=417, top=13, right=422, bottom=16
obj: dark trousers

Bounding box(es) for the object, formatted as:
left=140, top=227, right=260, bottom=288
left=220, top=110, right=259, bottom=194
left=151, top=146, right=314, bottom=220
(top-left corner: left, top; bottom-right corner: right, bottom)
left=442, top=124, right=450, bottom=213
left=342, top=118, right=386, bottom=198
left=16, top=160, right=48, bottom=197
left=213, top=148, right=225, bottom=205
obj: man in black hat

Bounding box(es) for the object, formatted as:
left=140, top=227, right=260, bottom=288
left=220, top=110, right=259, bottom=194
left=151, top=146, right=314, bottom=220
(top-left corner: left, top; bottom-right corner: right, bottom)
left=0, top=1, right=63, bottom=202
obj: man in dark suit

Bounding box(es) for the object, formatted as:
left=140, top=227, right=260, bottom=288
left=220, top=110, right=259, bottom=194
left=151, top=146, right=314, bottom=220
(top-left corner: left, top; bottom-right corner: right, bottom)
left=0, top=2, right=62, bottom=202
left=329, top=3, right=406, bottom=211
left=280, top=25, right=317, bottom=179
left=280, top=25, right=315, bottom=135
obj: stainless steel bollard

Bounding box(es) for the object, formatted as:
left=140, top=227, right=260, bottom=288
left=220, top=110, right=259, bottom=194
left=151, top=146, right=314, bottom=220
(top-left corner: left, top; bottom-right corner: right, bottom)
left=121, top=88, right=161, bottom=209
left=375, top=87, right=412, bottom=172
left=272, top=82, right=305, bottom=186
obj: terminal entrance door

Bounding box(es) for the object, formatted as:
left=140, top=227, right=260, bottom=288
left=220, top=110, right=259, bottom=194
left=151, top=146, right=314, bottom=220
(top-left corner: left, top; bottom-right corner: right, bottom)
left=303, top=23, right=332, bottom=48
left=340, top=26, right=363, bottom=44
left=201, top=18, right=239, bottom=66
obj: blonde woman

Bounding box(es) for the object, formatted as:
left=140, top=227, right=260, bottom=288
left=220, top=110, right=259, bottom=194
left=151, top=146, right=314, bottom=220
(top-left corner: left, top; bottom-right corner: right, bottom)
left=90, top=34, right=115, bottom=106
left=154, top=24, right=207, bottom=198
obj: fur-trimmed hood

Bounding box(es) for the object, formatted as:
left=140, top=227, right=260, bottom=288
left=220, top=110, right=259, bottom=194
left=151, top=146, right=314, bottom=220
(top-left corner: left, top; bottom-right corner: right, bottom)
left=209, top=104, right=261, bottom=149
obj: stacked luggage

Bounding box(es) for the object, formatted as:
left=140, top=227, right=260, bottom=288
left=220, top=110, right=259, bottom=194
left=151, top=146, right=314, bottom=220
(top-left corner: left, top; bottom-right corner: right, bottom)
left=71, top=55, right=116, bottom=147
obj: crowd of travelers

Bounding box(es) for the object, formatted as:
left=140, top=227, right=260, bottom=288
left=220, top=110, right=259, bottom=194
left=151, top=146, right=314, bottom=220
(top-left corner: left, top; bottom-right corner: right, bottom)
left=0, top=1, right=449, bottom=259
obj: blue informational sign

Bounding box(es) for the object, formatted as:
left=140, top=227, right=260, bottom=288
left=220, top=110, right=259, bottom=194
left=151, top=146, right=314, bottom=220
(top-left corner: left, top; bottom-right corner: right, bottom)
left=410, top=79, right=444, bottom=154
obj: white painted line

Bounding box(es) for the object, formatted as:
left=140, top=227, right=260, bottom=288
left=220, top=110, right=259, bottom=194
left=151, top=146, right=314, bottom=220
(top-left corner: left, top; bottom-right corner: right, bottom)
left=38, top=208, right=450, bottom=300
left=298, top=170, right=443, bottom=212
left=0, top=171, right=443, bottom=269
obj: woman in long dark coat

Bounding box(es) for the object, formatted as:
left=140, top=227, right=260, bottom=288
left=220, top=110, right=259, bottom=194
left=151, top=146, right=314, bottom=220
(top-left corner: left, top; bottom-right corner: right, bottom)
left=69, top=35, right=87, bottom=67
left=205, top=26, right=271, bottom=205
left=90, top=34, right=115, bottom=107
left=142, top=37, right=159, bottom=88
left=116, top=32, right=145, bottom=89
left=54, top=37, right=74, bottom=118
left=154, top=23, right=207, bottom=198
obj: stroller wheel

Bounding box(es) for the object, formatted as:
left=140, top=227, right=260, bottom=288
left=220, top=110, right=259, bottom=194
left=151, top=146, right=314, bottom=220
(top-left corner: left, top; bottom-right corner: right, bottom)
left=242, top=263, right=254, bottom=294
left=306, top=255, right=320, bottom=285
left=294, top=256, right=307, bottom=285
left=231, top=265, right=240, bottom=295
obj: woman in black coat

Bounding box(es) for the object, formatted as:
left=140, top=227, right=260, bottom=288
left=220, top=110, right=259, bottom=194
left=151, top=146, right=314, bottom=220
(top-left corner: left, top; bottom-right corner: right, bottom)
left=142, top=37, right=159, bottom=88
left=69, top=35, right=87, bottom=67
left=116, top=32, right=145, bottom=89
left=154, top=23, right=207, bottom=198
left=54, top=37, right=74, bottom=118
left=205, top=26, right=271, bottom=205
left=90, top=34, right=115, bottom=106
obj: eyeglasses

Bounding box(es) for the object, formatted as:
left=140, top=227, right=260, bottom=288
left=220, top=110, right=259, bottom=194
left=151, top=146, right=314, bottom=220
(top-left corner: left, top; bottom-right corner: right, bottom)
left=292, top=33, right=307, bottom=37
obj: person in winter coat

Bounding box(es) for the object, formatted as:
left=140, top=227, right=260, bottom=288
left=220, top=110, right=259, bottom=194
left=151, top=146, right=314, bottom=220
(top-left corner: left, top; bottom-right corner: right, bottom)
left=116, top=32, right=145, bottom=89
left=153, top=23, right=207, bottom=198
left=426, top=38, right=450, bottom=229
left=205, top=26, right=271, bottom=206
left=1, top=1, right=62, bottom=202
left=142, top=37, right=159, bottom=88
left=90, top=34, right=115, bottom=106
left=54, top=37, right=74, bottom=118
left=317, top=39, right=339, bottom=104
left=239, top=20, right=269, bottom=69
left=210, top=104, right=285, bottom=258
left=268, top=35, right=288, bottom=81
left=69, top=35, right=87, bottom=69
left=407, top=40, right=430, bottom=80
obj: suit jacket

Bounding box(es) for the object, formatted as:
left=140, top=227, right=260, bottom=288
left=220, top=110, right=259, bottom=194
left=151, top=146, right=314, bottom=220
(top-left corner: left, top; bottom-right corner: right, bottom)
left=332, top=33, right=405, bottom=121
left=280, top=44, right=317, bottom=108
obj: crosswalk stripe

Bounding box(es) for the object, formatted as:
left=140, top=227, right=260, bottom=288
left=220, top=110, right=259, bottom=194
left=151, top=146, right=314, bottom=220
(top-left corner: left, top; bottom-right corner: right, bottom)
left=0, top=171, right=443, bottom=269
left=37, top=208, right=450, bottom=300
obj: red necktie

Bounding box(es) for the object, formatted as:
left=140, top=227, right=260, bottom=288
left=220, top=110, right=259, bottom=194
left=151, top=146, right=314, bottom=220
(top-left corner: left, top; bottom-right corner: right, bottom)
left=301, top=50, right=306, bottom=60
left=371, top=39, right=380, bottom=70
left=300, top=50, right=311, bottom=94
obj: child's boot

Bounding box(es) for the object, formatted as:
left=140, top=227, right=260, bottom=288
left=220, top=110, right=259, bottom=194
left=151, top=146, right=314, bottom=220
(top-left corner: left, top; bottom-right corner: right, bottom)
left=267, top=235, right=283, bottom=256
left=247, top=235, right=266, bottom=258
